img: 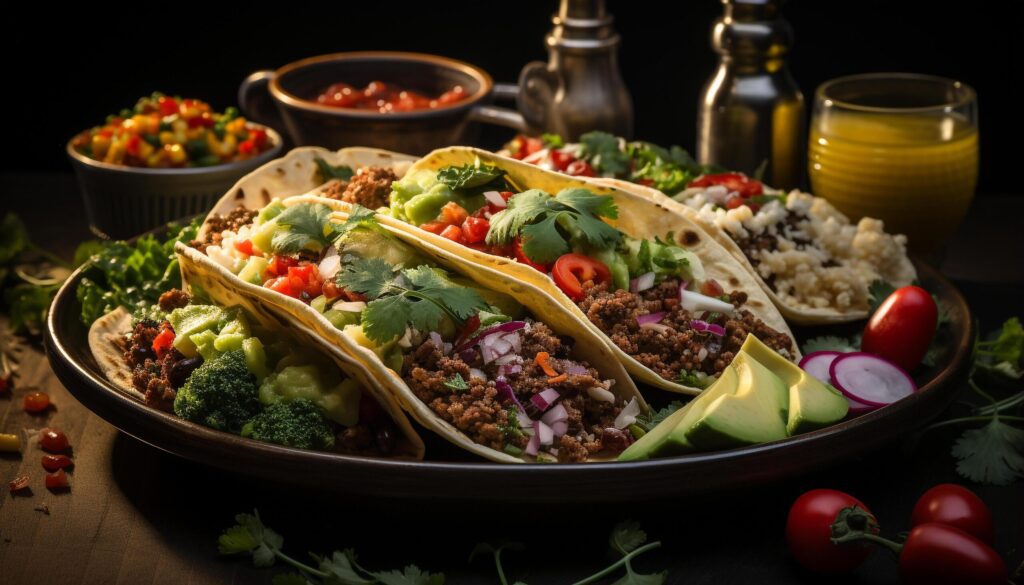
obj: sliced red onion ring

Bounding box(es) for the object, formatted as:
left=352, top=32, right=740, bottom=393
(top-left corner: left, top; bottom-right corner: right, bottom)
left=690, top=319, right=724, bottom=336
left=483, top=191, right=507, bottom=209
left=530, top=388, right=561, bottom=412
left=707, top=323, right=726, bottom=337
left=495, top=376, right=525, bottom=411
left=828, top=352, right=917, bottom=408
left=455, top=320, right=527, bottom=353
left=629, top=272, right=656, bottom=293
left=636, top=312, right=666, bottom=327
left=798, top=351, right=843, bottom=385
left=541, top=403, right=568, bottom=426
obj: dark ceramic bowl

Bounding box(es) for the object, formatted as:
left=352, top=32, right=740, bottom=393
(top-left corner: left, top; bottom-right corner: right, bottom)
left=45, top=240, right=973, bottom=503
left=66, top=127, right=283, bottom=240
left=239, top=51, right=524, bottom=155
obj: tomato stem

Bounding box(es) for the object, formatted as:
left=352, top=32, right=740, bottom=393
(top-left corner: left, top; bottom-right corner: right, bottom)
left=830, top=530, right=904, bottom=556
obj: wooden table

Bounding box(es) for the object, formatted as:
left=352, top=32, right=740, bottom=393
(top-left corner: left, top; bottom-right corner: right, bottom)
left=2, top=173, right=1022, bottom=584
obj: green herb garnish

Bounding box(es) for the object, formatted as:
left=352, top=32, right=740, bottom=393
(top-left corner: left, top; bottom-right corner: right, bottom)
left=313, top=157, right=355, bottom=182
left=867, top=280, right=897, bottom=314
left=579, top=131, right=630, bottom=176
left=269, top=203, right=336, bottom=253
left=436, top=162, right=510, bottom=193
left=443, top=373, right=469, bottom=392
left=486, top=188, right=621, bottom=264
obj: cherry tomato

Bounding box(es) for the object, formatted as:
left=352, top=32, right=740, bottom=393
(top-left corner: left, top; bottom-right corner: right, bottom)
left=45, top=469, right=70, bottom=491
left=24, top=391, right=51, bottom=413
left=439, top=202, right=468, bottom=226
left=565, top=159, right=596, bottom=177
left=861, top=285, right=938, bottom=371
left=551, top=254, right=612, bottom=302
left=461, top=216, right=490, bottom=244
left=700, top=278, right=725, bottom=297
left=513, top=237, right=550, bottom=273
left=550, top=150, right=575, bottom=172
left=508, top=135, right=544, bottom=160
left=39, top=428, right=70, bottom=452
left=152, top=327, right=175, bottom=360
left=898, top=523, right=1006, bottom=585
left=689, top=172, right=764, bottom=197
left=8, top=476, right=29, bottom=493
left=440, top=225, right=466, bottom=244
left=911, top=484, right=993, bottom=544
left=42, top=454, right=73, bottom=472
left=786, top=489, right=875, bottom=574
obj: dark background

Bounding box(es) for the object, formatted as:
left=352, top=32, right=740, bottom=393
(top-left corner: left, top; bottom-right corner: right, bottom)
left=3, top=0, right=1021, bottom=194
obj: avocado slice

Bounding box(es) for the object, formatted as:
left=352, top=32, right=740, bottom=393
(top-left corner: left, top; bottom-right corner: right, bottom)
left=617, top=365, right=740, bottom=461
left=740, top=334, right=849, bottom=435
left=685, top=352, right=789, bottom=450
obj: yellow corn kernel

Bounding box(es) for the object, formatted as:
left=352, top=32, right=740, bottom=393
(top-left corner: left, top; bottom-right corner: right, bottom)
left=226, top=118, right=247, bottom=135
left=105, top=139, right=126, bottom=164
left=205, top=132, right=222, bottom=155
left=219, top=133, right=237, bottom=156
left=172, top=119, right=188, bottom=133
left=166, top=143, right=186, bottom=165
left=91, top=134, right=111, bottom=158
left=146, top=151, right=165, bottom=168
left=159, top=131, right=175, bottom=145
left=137, top=139, right=154, bottom=159
left=0, top=433, right=20, bottom=452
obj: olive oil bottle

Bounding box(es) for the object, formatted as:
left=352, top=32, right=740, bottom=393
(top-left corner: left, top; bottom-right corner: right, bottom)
left=696, top=0, right=804, bottom=189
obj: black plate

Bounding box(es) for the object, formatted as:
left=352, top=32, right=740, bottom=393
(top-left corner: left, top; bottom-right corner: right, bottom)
left=45, top=253, right=972, bottom=502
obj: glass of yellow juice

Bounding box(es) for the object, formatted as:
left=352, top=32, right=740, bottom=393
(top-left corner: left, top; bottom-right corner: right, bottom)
left=808, top=73, right=978, bottom=253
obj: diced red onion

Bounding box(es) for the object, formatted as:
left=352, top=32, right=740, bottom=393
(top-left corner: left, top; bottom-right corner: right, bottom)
left=529, top=388, right=561, bottom=412
left=429, top=331, right=445, bottom=352
left=333, top=301, right=367, bottom=313
left=707, top=323, right=726, bottom=337
left=613, top=398, right=641, bottom=429
left=517, top=410, right=534, bottom=432
left=525, top=432, right=540, bottom=456
left=535, top=420, right=554, bottom=446
left=318, top=252, right=342, bottom=280
left=551, top=421, right=568, bottom=437
left=689, top=319, right=725, bottom=337
left=587, top=386, right=616, bottom=402
left=629, top=272, right=656, bottom=293
left=522, top=148, right=549, bottom=165
left=494, top=353, right=519, bottom=366
left=564, top=363, right=588, bottom=376
left=495, top=376, right=525, bottom=411
left=541, top=403, right=568, bottom=426
left=455, top=321, right=527, bottom=353
left=469, top=368, right=487, bottom=381
left=483, top=191, right=507, bottom=209
left=498, top=363, right=523, bottom=378
left=679, top=288, right=734, bottom=315
left=690, top=319, right=708, bottom=332
left=636, top=312, right=666, bottom=327
left=641, top=323, right=673, bottom=335
left=677, top=280, right=690, bottom=303
left=459, top=348, right=477, bottom=362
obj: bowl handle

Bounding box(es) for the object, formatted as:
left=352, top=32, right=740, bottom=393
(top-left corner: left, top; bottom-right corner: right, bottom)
left=238, top=70, right=285, bottom=132
left=468, top=82, right=527, bottom=131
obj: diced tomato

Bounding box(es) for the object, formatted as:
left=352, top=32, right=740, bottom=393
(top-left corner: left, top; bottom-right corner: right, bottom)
left=688, top=172, right=763, bottom=197
left=266, top=276, right=300, bottom=298
left=461, top=216, right=490, bottom=244
left=550, top=150, right=575, bottom=172
left=266, top=255, right=299, bottom=278
left=565, top=160, right=596, bottom=177
left=285, top=264, right=323, bottom=298
left=287, top=264, right=318, bottom=282
left=8, top=476, right=29, bottom=493
left=500, top=191, right=515, bottom=202
left=249, top=128, right=268, bottom=148
left=45, top=469, right=70, bottom=491
left=188, top=112, right=215, bottom=128
left=125, top=134, right=141, bottom=157
left=636, top=178, right=654, bottom=187
left=24, top=392, right=50, bottom=413
left=42, top=454, right=73, bottom=472
left=551, top=254, right=612, bottom=301
left=420, top=222, right=448, bottom=235
left=508, top=135, right=544, bottom=160
left=439, top=202, right=468, bottom=226
left=701, top=278, right=725, bottom=297
left=238, top=139, right=256, bottom=155
left=157, top=96, right=179, bottom=117
left=440, top=225, right=466, bottom=244
left=39, top=428, right=70, bottom=452
left=322, top=281, right=342, bottom=300
left=513, top=237, right=550, bottom=272
left=152, top=326, right=175, bottom=359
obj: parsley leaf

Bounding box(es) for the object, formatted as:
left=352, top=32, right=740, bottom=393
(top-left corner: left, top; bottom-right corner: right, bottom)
left=316, top=550, right=374, bottom=584
left=333, top=204, right=379, bottom=239
left=610, top=521, right=648, bottom=555
left=579, top=131, right=630, bottom=176
left=867, top=280, right=896, bottom=314
left=951, top=418, right=1024, bottom=485
left=977, top=317, right=1024, bottom=367
left=335, top=256, right=396, bottom=299
left=802, top=335, right=861, bottom=354
left=444, top=373, right=469, bottom=391
left=362, top=294, right=413, bottom=343
left=218, top=511, right=284, bottom=568
left=314, top=157, right=355, bottom=182
left=541, top=133, right=564, bottom=148
left=436, top=163, right=510, bottom=193
left=271, top=203, right=336, bottom=253
left=486, top=188, right=621, bottom=264
left=0, top=212, right=29, bottom=265
left=370, top=566, right=445, bottom=585
left=634, top=401, right=685, bottom=433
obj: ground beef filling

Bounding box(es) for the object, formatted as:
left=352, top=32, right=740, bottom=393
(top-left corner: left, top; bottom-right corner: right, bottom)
left=401, top=322, right=625, bottom=462
left=123, top=290, right=198, bottom=410
left=577, top=279, right=795, bottom=382
left=319, top=166, right=399, bottom=210
left=730, top=210, right=839, bottom=290
left=189, top=207, right=258, bottom=252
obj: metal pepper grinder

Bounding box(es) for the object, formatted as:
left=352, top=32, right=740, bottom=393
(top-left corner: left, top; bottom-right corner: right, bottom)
left=517, top=0, right=634, bottom=140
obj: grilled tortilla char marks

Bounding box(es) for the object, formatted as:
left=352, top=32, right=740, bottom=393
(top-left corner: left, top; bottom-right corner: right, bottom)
left=577, top=279, right=794, bottom=382
left=402, top=322, right=623, bottom=462
left=319, top=166, right=399, bottom=209
left=190, top=207, right=258, bottom=253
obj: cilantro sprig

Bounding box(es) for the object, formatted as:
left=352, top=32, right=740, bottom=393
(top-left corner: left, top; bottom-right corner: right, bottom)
left=270, top=203, right=378, bottom=255
left=486, top=188, right=622, bottom=264
left=313, top=157, right=355, bottom=183
left=336, top=258, right=489, bottom=343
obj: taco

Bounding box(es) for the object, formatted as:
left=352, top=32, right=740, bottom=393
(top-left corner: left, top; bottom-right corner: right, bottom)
left=183, top=196, right=646, bottom=463
left=293, top=146, right=798, bottom=395
left=88, top=267, right=424, bottom=458
left=501, top=132, right=917, bottom=323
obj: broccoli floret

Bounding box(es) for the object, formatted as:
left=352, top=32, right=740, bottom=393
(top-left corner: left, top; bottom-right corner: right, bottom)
left=241, top=398, right=336, bottom=450
left=173, top=349, right=260, bottom=432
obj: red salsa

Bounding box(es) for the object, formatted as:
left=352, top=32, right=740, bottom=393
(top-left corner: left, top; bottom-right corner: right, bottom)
left=316, top=81, right=469, bottom=113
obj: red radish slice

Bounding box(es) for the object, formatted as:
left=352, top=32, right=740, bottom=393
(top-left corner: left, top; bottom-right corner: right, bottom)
left=845, top=396, right=877, bottom=414
left=799, top=351, right=843, bottom=384
left=828, top=352, right=917, bottom=408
